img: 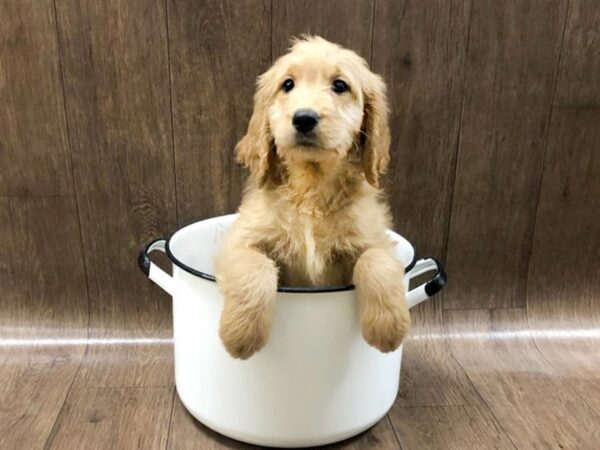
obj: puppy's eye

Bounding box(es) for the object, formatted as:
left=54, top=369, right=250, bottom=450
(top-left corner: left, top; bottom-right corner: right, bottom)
left=282, top=78, right=294, bottom=93
left=332, top=79, right=349, bottom=94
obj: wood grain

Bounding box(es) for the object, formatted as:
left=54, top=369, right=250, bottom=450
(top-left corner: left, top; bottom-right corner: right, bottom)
left=73, top=340, right=174, bottom=389
left=168, top=0, right=272, bottom=225
left=372, top=0, right=470, bottom=259
left=525, top=1, right=600, bottom=417
left=554, top=0, right=600, bottom=108
left=0, top=197, right=88, bottom=335
left=0, top=197, right=87, bottom=449
left=47, top=386, right=173, bottom=449
left=445, top=308, right=600, bottom=448
left=398, top=286, right=480, bottom=408
left=0, top=345, right=84, bottom=450
left=527, top=110, right=600, bottom=330
left=399, top=332, right=481, bottom=408
left=444, top=0, right=568, bottom=309
left=526, top=109, right=600, bottom=413
left=389, top=404, right=514, bottom=449
left=272, top=0, right=374, bottom=59
left=55, top=0, right=177, bottom=386
left=0, top=0, right=73, bottom=196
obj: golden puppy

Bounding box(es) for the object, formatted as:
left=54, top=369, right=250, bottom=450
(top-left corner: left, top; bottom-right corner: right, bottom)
left=215, top=36, right=410, bottom=359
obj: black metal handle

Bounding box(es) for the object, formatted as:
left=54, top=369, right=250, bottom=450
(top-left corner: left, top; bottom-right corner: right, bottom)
left=138, top=238, right=167, bottom=276
left=423, top=257, right=447, bottom=296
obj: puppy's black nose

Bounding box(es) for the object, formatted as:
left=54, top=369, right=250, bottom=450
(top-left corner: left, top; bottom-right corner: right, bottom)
left=292, top=109, right=319, bottom=134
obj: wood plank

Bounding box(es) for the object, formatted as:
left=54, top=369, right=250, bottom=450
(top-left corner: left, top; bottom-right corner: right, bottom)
left=73, top=340, right=174, bottom=388
left=445, top=308, right=600, bottom=448
left=527, top=109, right=600, bottom=413
left=168, top=0, right=271, bottom=225
left=0, top=346, right=84, bottom=450
left=372, top=0, right=470, bottom=258
left=0, top=197, right=87, bottom=449
left=389, top=404, right=514, bottom=450
left=398, top=339, right=481, bottom=408
left=272, top=0, right=373, bottom=59
left=527, top=2, right=600, bottom=413
left=398, top=296, right=481, bottom=408
left=444, top=0, right=568, bottom=309
left=46, top=386, right=173, bottom=449
left=554, top=0, right=600, bottom=107
left=0, top=196, right=88, bottom=336
left=167, top=394, right=400, bottom=449
left=0, top=0, right=73, bottom=196
left=55, top=0, right=177, bottom=386
left=527, top=110, right=600, bottom=332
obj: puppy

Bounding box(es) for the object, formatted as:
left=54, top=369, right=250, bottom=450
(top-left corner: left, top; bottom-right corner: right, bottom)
left=215, top=36, right=410, bottom=359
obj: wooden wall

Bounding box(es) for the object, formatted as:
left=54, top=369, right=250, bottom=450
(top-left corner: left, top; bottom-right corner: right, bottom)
left=1, top=0, right=599, bottom=341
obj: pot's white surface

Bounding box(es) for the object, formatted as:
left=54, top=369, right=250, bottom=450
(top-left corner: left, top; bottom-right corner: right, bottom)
left=140, top=214, right=445, bottom=448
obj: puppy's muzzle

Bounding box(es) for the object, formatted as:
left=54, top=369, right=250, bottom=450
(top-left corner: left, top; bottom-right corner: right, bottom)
left=292, top=109, right=320, bottom=134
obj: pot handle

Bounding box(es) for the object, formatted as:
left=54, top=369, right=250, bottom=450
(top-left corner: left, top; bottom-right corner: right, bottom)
left=138, top=238, right=177, bottom=296
left=406, top=257, right=446, bottom=309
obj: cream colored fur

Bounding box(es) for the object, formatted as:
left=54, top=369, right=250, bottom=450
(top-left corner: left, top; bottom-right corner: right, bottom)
left=215, top=36, right=410, bottom=359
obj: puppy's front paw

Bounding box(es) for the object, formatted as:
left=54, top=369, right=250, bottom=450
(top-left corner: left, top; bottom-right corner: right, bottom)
left=219, top=302, right=271, bottom=359
left=360, top=300, right=411, bottom=353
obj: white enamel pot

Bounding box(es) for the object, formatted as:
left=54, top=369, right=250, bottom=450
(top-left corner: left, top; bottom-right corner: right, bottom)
left=138, top=214, right=446, bottom=448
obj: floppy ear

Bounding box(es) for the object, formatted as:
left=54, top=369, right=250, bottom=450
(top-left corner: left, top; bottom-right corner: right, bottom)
left=360, top=72, right=391, bottom=188
left=235, top=73, right=276, bottom=187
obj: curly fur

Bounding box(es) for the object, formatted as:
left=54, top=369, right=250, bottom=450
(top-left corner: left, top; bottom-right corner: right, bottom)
left=215, top=36, right=410, bottom=359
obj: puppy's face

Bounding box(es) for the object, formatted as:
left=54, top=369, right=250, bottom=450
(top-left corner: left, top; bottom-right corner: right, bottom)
left=236, top=36, right=390, bottom=187
left=267, top=43, right=365, bottom=159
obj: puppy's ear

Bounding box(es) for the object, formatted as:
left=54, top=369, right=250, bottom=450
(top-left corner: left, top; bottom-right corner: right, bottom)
left=360, top=72, right=390, bottom=188
left=235, top=72, right=276, bottom=187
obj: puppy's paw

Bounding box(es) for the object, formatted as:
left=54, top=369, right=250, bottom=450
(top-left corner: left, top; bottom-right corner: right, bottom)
left=360, top=299, right=411, bottom=353
left=219, top=301, right=272, bottom=359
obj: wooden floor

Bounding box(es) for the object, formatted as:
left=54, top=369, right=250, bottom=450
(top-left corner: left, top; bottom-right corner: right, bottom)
left=2, top=294, right=599, bottom=450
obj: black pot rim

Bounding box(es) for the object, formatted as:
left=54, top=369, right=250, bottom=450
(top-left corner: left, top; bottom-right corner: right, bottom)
left=163, top=237, right=419, bottom=294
